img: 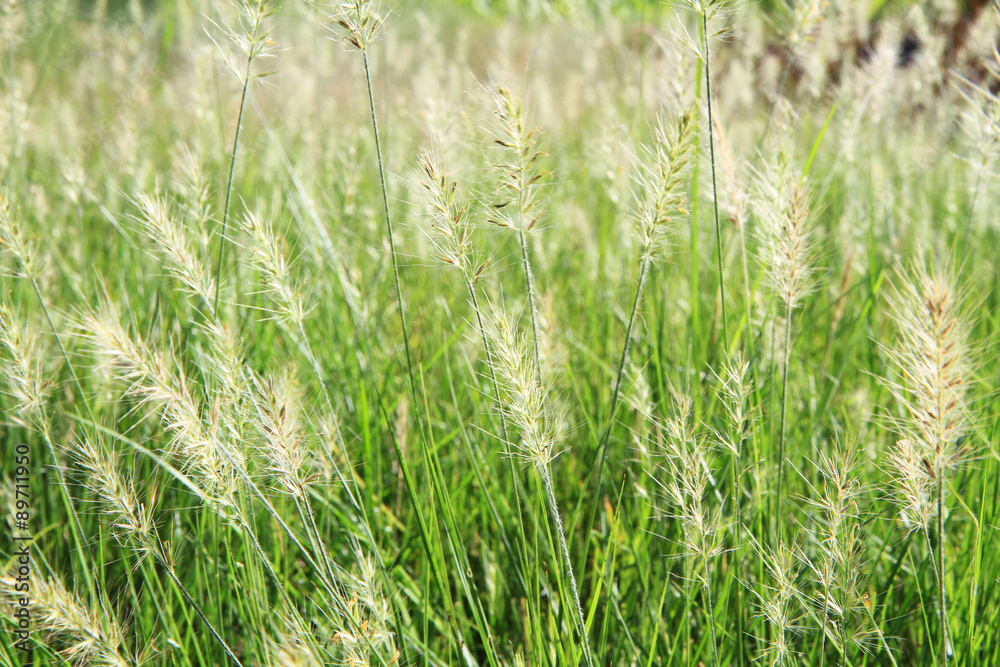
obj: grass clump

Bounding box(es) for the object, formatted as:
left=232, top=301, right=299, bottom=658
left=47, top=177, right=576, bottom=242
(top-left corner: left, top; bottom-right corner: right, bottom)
left=0, top=2, right=998, bottom=666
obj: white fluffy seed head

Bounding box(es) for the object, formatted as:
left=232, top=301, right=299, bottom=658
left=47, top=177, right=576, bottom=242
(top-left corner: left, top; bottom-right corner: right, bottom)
left=887, top=438, right=935, bottom=532
left=487, top=85, right=549, bottom=235
left=79, top=305, right=242, bottom=502
left=69, top=436, right=157, bottom=559
left=1, top=573, right=138, bottom=667
left=248, top=370, right=314, bottom=498
left=0, top=303, right=52, bottom=429
left=749, top=537, right=801, bottom=667
left=482, top=302, right=557, bottom=467
left=633, top=106, right=696, bottom=259
left=130, top=191, right=216, bottom=312
left=714, top=350, right=758, bottom=457
left=882, top=264, right=974, bottom=482
left=239, top=209, right=309, bottom=329
left=655, top=390, right=724, bottom=574
left=207, top=0, right=278, bottom=81
left=416, top=152, right=481, bottom=279
left=754, top=162, right=816, bottom=312
left=0, top=188, right=40, bottom=278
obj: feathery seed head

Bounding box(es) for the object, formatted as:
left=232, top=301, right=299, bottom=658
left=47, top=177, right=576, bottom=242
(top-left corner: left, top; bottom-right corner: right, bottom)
left=416, top=152, right=480, bottom=278
left=0, top=188, right=39, bottom=278
left=332, top=0, right=386, bottom=52
left=1, top=573, right=138, bottom=667
left=882, top=263, right=974, bottom=481
left=171, top=142, right=213, bottom=234
left=482, top=302, right=557, bottom=467
left=330, top=547, right=398, bottom=666
left=654, top=390, right=725, bottom=574
left=130, top=191, right=216, bottom=312
left=784, top=0, right=828, bottom=51
left=239, top=208, right=309, bottom=328
left=750, top=538, right=801, bottom=666
left=208, top=0, right=278, bottom=81
left=0, top=1, right=25, bottom=47
left=713, top=117, right=750, bottom=231
left=249, top=371, right=314, bottom=498
left=888, top=438, right=935, bottom=532
left=70, top=436, right=157, bottom=558
left=634, top=107, right=696, bottom=259
left=0, top=303, right=53, bottom=428
left=488, top=85, right=549, bottom=234
left=79, top=305, right=242, bottom=501
left=799, top=440, right=883, bottom=658
left=714, top=351, right=759, bottom=457
left=755, top=163, right=816, bottom=311
left=199, top=319, right=247, bottom=402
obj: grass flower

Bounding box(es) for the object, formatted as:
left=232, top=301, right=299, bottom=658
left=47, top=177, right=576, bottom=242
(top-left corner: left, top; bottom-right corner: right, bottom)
left=487, top=84, right=550, bottom=384
left=130, top=191, right=216, bottom=314
left=0, top=572, right=140, bottom=667
left=881, top=263, right=975, bottom=664
left=754, top=161, right=817, bottom=527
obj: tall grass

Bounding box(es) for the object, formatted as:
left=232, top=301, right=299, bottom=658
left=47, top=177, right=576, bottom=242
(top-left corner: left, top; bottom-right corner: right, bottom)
left=0, top=1, right=998, bottom=666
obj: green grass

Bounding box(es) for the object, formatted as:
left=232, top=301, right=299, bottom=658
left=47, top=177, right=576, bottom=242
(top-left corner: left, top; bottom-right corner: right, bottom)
left=0, top=0, right=998, bottom=666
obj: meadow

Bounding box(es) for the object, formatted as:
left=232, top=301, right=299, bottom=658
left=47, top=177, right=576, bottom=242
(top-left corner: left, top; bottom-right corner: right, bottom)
left=1, top=0, right=999, bottom=665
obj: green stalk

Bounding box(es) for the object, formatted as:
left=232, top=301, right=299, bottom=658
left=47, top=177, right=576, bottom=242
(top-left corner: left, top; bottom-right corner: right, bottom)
left=701, top=6, right=728, bottom=348
left=937, top=473, right=949, bottom=664
left=703, top=566, right=720, bottom=667
left=539, top=463, right=595, bottom=667
left=577, top=255, right=650, bottom=548
left=361, top=47, right=417, bottom=401
left=213, top=51, right=253, bottom=313
left=163, top=566, right=244, bottom=666
left=518, top=227, right=543, bottom=386
left=776, top=296, right=792, bottom=535
left=731, top=444, right=745, bottom=667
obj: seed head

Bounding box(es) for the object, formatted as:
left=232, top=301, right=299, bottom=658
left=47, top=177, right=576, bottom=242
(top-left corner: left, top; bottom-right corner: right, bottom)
left=332, top=0, right=386, bottom=52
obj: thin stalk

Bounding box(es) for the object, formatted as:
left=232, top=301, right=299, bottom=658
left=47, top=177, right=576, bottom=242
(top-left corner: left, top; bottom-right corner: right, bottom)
left=776, top=296, right=792, bottom=534
left=819, top=572, right=830, bottom=667
left=539, top=463, right=595, bottom=667
left=937, top=475, right=949, bottom=664
left=863, top=590, right=900, bottom=667
left=922, top=527, right=944, bottom=667
left=361, top=48, right=417, bottom=402
left=607, top=255, right=651, bottom=450
left=932, top=287, right=950, bottom=665
left=703, top=570, right=720, bottom=667
left=358, top=55, right=449, bottom=662
left=164, top=566, right=244, bottom=666
left=518, top=228, right=543, bottom=386
left=684, top=555, right=692, bottom=667
left=578, top=255, right=650, bottom=535
left=701, top=8, right=728, bottom=347
left=731, top=447, right=745, bottom=667
left=738, top=223, right=752, bottom=340
left=213, top=52, right=253, bottom=313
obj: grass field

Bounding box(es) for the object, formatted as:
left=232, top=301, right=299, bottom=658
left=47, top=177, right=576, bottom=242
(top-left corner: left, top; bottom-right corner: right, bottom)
left=1, top=0, right=999, bottom=665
